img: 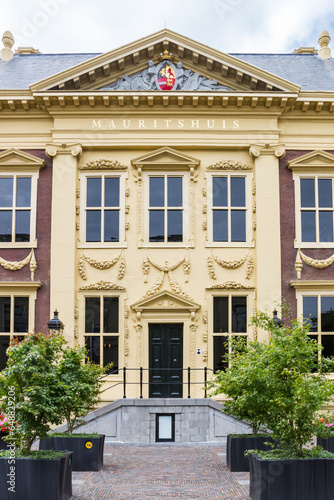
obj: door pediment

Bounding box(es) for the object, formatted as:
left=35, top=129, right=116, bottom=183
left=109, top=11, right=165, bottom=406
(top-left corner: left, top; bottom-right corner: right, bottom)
left=30, top=29, right=300, bottom=93
left=131, top=290, right=200, bottom=313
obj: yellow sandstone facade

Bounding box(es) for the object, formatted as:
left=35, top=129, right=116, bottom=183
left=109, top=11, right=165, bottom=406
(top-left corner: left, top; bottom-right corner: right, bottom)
left=1, top=29, right=334, bottom=401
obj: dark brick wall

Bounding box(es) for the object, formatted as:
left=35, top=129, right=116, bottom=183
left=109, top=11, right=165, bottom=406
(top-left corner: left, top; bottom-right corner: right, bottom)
left=280, top=150, right=334, bottom=319
left=0, top=150, right=51, bottom=333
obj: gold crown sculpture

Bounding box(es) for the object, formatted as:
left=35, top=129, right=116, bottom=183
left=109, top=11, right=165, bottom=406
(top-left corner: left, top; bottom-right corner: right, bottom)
left=159, top=50, right=175, bottom=62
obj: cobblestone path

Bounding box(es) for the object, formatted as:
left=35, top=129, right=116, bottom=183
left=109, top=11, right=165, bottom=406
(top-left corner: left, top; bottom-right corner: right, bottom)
left=71, top=443, right=250, bottom=500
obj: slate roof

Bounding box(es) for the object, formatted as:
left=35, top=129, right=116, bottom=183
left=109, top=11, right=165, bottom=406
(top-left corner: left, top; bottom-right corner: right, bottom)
left=0, top=51, right=334, bottom=91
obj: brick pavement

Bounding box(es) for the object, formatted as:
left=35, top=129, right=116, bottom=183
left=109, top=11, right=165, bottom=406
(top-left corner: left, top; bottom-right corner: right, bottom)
left=71, top=443, right=250, bottom=500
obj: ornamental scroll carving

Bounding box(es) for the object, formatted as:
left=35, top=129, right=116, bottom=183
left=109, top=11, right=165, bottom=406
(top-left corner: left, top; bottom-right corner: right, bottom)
left=141, top=254, right=192, bottom=300
left=0, top=249, right=37, bottom=280
left=79, top=251, right=125, bottom=280
left=207, top=160, right=252, bottom=170
left=207, top=250, right=254, bottom=280
left=295, top=249, right=334, bottom=278
left=79, top=159, right=127, bottom=170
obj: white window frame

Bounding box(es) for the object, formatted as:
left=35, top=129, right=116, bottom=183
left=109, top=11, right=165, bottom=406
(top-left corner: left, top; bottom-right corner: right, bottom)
left=207, top=291, right=255, bottom=371
left=294, top=173, right=334, bottom=248
left=78, top=171, right=127, bottom=248
left=142, top=171, right=190, bottom=247
left=79, top=291, right=125, bottom=378
left=0, top=282, right=40, bottom=336
left=0, top=172, right=39, bottom=249
left=296, top=287, right=334, bottom=366
left=206, top=172, right=253, bottom=247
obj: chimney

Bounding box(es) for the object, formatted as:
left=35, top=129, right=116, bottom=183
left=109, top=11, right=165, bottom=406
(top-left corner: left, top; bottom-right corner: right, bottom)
left=318, top=30, right=331, bottom=59
left=1, top=31, right=14, bottom=61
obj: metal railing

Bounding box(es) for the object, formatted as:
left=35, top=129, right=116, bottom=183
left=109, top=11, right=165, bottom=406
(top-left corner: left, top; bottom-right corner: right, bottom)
left=101, top=367, right=214, bottom=399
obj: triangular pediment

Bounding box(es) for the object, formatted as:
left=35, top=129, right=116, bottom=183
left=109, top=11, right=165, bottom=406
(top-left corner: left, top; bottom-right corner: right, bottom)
left=131, top=147, right=200, bottom=169
left=288, top=150, right=334, bottom=172
left=131, top=290, right=200, bottom=312
left=30, top=30, right=300, bottom=94
left=0, top=148, right=45, bottom=171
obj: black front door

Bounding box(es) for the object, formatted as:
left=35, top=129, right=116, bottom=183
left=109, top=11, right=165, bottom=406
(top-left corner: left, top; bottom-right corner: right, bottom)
left=149, top=324, right=183, bottom=398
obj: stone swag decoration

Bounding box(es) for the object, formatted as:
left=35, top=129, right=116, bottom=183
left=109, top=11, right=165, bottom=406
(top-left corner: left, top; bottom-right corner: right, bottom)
left=104, top=51, right=230, bottom=92
left=141, top=253, right=192, bottom=300
left=295, top=248, right=334, bottom=278
left=79, top=251, right=125, bottom=281
left=0, top=249, right=37, bottom=280
left=207, top=249, right=254, bottom=281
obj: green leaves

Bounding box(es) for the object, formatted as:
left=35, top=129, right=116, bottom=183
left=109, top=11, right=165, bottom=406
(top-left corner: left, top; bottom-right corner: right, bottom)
left=209, top=309, right=334, bottom=457
left=0, top=333, right=109, bottom=455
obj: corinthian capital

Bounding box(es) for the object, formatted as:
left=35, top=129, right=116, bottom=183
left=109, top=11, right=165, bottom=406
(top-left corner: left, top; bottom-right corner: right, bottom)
left=46, top=143, right=82, bottom=158
left=249, top=144, right=285, bottom=159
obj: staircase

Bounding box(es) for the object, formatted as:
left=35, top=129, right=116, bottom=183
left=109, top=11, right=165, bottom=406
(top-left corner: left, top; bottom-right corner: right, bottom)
left=55, top=399, right=251, bottom=444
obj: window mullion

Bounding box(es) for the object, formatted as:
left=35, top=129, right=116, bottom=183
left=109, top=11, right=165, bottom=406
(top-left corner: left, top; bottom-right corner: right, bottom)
left=228, top=176, right=231, bottom=242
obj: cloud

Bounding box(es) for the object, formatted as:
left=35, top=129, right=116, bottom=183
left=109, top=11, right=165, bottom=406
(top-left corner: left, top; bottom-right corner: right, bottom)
left=0, top=0, right=333, bottom=54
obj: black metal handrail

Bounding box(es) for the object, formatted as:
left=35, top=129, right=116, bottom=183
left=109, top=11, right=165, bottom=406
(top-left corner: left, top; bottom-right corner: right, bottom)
left=101, top=366, right=214, bottom=399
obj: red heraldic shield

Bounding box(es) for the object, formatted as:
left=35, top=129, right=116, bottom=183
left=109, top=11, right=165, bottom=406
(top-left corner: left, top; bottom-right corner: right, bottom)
left=157, top=62, right=176, bottom=90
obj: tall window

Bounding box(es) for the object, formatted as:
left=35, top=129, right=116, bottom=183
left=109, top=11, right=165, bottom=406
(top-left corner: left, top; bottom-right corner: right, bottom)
left=84, top=296, right=119, bottom=373
left=0, top=296, right=29, bottom=370
left=148, top=175, right=183, bottom=242
left=299, top=177, right=334, bottom=243
left=213, top=295, right=247, bottom=372
left=303, top=294, right=334, bottom=359
left=206, top=173, right=252, bottom=246
left=85, top=176, right=120, bottom=243
left=0, top=176, right=32, bottom=243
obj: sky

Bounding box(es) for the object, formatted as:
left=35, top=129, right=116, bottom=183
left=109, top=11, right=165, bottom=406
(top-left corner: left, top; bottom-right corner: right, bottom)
left=1, top=0, right=334, bottom=55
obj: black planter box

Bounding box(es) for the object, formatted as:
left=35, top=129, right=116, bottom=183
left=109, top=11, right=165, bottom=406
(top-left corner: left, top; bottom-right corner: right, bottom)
left=0, top=435, right=9, bottom=450
left=249, top=453, right=334, bottom=500
left=226, top=434, right=278, bottom=472
left=39, top=434, right=105, bottom=471
left=317, top=436, right=334, bottom=452
left=0, top=451, right=72, bottom=500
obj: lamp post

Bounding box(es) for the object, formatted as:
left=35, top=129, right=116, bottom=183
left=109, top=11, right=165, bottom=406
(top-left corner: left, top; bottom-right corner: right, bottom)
left=48, top=309, right=64, bottom=335
left=273, top=309, right=283, bottom=328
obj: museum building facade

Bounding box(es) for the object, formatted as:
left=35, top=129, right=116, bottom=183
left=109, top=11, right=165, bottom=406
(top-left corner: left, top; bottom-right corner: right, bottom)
left=0, top=29, right=334, bottom=401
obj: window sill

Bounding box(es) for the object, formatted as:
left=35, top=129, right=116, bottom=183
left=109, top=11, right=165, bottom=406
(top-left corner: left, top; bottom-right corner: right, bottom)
left=294, top=241, right=334, bottom=249
left=0, top=240, right=37, bottom=249
left=77, top=242, right=127, bottom=249
left=139, top=242, right=195, bottom=249
left=205, top=241, right=254, bottom=248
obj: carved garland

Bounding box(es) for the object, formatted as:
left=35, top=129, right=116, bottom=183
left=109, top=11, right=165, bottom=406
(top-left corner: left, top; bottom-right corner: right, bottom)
left=79, top=281, right=125, bottom=291
left=295, top=249, right=334, bottom=279
left=207, top=281, right=254, bottom=290
left=0, top=249, right=37, bottom=280
left=207, top=160, right=252, bottom=170
left=79, top=159, right=127, bottom=170
left=79, top=251, right=125, bottom=280
left=208, top=250, right=254, bottom=280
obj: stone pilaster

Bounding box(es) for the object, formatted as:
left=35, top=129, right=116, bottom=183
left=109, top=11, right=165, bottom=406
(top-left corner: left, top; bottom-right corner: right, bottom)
left=46, top=143, right=82, bottom=345
left=249, top=144, right=285, bottom=339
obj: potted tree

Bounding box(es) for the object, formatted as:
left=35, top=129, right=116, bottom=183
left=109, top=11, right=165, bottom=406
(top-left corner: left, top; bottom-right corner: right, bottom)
left=39, top=344, right=108, bottom=471
left=208, top=337, right=278, bottom=471
left=0, top=333, right=72, bottom=500
left=246, top=310, right=334, bottom=500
